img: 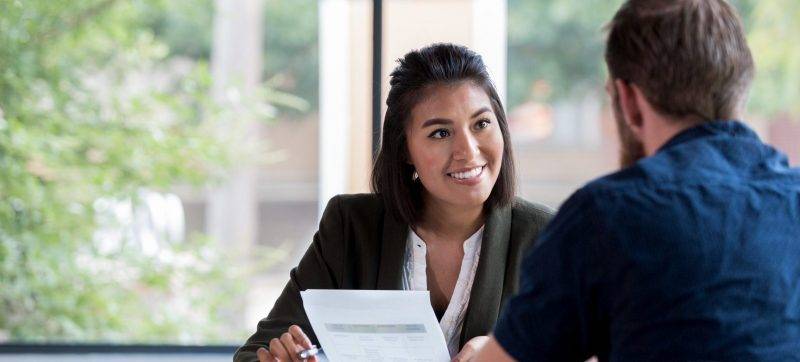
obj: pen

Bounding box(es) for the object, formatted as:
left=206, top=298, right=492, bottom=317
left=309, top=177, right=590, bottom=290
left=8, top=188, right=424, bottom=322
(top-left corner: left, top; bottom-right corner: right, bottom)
left=297, top=345, right=322, bottom=359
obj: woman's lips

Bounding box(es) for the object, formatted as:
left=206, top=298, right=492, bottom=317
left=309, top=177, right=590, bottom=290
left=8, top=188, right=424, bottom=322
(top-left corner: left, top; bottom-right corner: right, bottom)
left=447, top=165, right=485, bottom=185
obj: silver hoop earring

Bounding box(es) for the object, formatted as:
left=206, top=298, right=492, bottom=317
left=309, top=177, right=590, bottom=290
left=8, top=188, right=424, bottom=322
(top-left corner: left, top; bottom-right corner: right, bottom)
left=412, top=171, right=419, bottom=181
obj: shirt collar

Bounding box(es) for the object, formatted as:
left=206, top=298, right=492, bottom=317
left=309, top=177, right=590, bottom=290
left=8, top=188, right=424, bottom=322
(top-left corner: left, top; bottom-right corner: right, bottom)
left=408, top=225, right=484, bottom=253
left=462, top=226, right=484, bottom=253
left=657, top=120, right=760, bottom=154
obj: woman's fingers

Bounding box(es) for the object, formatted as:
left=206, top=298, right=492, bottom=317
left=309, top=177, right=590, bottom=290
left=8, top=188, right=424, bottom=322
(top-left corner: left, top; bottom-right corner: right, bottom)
left=280, top=332, right=304, bottom=362
left=288, top=325, right=318, bottom=362
left=265, top=326, right=315, bottom=362
left=257, top=347, right=275, bottom=362
left=451, top=335, right=490, bottom=362
left=289, top=325, right=313, bottom=349
left=269, top=337, right=291, bottom=361
left=452, top=344, right=476, bottom=362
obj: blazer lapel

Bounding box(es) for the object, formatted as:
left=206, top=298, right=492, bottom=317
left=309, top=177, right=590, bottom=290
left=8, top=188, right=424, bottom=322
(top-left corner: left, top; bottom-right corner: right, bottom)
left=376, top=208, right=407, bottom=290
left=460, top=205, right=512, bottom=346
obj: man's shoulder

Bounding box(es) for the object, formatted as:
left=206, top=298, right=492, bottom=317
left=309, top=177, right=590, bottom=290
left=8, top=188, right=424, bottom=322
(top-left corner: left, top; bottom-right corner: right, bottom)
left=557, top=166, right=665, bottom=225
left=577, top=148, right=706, bottom=199
left=577, top=167, right=649, bottom=200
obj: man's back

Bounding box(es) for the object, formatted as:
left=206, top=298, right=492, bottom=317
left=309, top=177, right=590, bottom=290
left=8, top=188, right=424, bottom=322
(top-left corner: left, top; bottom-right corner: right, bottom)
left=493, top=121, right=800, bottom=360
left=593, top=120, right=800, bottom=359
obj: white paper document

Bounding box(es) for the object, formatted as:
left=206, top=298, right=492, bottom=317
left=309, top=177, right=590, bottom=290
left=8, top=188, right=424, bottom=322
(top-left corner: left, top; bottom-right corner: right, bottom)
left=300, top=289, right=450, bottom=362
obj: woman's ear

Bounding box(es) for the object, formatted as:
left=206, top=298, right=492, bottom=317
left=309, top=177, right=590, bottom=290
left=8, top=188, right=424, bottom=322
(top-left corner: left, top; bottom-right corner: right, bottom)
left=614, top=79, right=644, bottom=137
left=403, top=153, right=414, bottom=166
left=401, top=145, right=414, bottom=166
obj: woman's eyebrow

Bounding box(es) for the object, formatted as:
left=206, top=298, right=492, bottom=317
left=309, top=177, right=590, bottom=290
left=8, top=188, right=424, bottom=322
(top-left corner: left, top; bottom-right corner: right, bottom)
left=471, top=107, right=492, bottom=118
left=421, top=118, right=452, bottom=128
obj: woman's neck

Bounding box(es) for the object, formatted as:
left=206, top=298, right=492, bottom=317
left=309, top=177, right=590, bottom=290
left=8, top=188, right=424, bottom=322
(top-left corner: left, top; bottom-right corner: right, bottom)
left=415, top=197, right=485, bottom=243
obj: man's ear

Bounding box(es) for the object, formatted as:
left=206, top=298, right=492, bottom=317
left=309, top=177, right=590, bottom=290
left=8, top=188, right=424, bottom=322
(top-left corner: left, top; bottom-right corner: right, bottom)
left=614, top=79, right=644, bottom=137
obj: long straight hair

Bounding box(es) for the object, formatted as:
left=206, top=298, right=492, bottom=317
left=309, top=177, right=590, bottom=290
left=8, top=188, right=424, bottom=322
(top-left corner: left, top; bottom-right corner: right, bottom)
left=370, top=43, right=516, bottom=226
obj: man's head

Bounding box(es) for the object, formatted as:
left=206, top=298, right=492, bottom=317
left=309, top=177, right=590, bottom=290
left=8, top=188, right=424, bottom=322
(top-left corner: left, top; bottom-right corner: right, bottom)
left=605, top=0, right=755, bottom=167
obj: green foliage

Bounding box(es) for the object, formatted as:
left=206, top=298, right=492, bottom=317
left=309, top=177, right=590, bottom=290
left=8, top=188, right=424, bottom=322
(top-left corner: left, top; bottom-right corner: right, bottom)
left=263, top=0, right=318, bottom=115
left=141, top=0, right=214, bottom=60
left=125, top=0, right=318, bottom=114
left=0, top=0, right=257, bottom=343
left=507, top=0, right=624, bottom=108
left=744, top=0, right=800, bottom=118
left=507, top=0, right=800, bottom=119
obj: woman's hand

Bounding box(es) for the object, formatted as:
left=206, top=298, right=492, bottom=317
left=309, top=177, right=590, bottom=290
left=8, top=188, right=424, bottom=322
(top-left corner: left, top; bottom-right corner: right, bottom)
left=451, top=335, right=490, bottom=362
left=256, top=325, right=317, bottom=362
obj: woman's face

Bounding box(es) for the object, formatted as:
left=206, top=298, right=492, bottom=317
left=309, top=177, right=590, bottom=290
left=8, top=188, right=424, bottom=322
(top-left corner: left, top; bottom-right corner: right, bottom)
left=405, top=81, right=505, bottom=210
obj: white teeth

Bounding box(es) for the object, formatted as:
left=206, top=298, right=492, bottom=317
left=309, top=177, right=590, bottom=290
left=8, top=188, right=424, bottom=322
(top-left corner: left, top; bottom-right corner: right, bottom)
left=450, top=166, right=483, bottom=180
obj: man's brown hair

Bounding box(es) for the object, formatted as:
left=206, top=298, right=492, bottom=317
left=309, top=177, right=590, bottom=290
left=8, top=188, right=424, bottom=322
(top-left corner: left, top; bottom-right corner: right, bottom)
left=605, top=0, right=755, bottom=122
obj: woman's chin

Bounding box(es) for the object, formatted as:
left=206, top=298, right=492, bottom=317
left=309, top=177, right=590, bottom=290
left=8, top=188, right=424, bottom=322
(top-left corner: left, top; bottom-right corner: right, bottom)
left=443, top=192, right=491, bottom=209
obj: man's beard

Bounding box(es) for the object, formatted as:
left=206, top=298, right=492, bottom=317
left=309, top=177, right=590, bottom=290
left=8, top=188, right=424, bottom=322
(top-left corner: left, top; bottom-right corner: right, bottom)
left=612, top=93, right=646, bottom=168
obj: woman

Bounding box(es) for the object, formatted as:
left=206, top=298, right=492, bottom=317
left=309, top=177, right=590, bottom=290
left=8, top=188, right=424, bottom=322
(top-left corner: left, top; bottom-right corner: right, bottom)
left=234, top=43, right=553, bottom=362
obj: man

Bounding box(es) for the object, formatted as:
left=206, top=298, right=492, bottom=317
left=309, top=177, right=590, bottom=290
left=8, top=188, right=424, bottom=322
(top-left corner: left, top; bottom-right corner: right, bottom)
left=472, top=0, right=800, bottom=360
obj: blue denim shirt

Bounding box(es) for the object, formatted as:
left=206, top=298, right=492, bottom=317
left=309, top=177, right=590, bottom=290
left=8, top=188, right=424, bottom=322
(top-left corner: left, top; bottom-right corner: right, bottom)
left=494, top=121, right=800, bottom=361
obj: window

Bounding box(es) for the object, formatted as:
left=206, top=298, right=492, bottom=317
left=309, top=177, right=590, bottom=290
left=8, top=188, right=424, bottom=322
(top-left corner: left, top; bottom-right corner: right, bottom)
left=0, top=0, right=322, bottom=347
left=507, top=0, right=800, bottom=208
left=2, top=0, right=798, bottom=356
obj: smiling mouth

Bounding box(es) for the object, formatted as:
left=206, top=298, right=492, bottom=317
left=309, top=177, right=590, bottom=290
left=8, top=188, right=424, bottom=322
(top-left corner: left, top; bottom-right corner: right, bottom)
left=447, top=166, right=485, bottom=180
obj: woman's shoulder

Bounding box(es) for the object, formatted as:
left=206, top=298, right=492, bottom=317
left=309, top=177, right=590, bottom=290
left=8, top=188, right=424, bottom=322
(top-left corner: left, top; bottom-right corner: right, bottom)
left=317, top=194, right=394, bottom=266
left=510, top=196, right=555, bottom=224
left=506, top=197, right=555, bottom=252
left=328, top=193, right=384, bottom=212
left=322, top=193, right=386, bottom=225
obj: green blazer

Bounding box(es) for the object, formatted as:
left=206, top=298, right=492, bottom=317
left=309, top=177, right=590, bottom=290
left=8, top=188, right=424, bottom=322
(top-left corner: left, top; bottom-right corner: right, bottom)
left=234, top=193, right=553, bottom=362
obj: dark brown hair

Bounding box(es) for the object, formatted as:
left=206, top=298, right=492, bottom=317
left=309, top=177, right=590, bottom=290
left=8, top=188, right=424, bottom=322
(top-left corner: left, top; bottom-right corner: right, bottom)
left=605, top=0, right=755, bottom=122
left=370, top=43, right=515, bottom=226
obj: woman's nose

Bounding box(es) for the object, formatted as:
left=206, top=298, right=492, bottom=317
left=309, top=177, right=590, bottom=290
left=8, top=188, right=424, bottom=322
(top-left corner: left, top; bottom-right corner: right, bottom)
left=452, top=132, right=479, bottom=161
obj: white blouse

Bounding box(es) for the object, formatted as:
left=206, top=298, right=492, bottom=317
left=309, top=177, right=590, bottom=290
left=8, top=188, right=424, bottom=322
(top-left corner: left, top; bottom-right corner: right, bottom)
left=401, top=226, right=484, bottom=357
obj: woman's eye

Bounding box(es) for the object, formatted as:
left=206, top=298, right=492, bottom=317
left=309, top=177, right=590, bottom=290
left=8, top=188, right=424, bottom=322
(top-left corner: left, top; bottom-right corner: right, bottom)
left=429, top=129, right=450, bottom=139
left=475, top=119, right=491, bottom=129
